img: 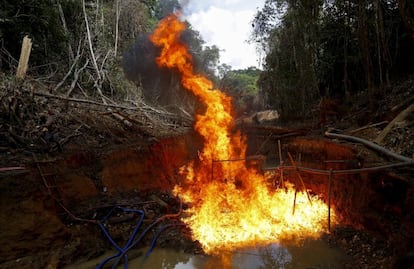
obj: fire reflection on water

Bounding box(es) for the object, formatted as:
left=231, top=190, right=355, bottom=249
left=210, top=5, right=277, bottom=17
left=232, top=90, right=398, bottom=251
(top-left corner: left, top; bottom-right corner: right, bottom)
left=127, top=240, right=347, bottom=269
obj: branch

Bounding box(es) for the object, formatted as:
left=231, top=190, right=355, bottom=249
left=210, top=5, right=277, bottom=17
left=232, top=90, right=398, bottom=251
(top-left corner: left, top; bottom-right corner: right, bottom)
left=53, top=53, right=80, bottom=92
left=82, top=0, right=101, bottom=81
left=56, top=0, right=74, bottom=61
left=110, top=111, right=133, bottom=127
left=347, top=121, right=388, bottom=134
left=82, top=0, right=107, bottom=104
left=32, top=91, right=137, bottom=110
left=375, top=103, right=414, bottom=144
left=66, top=59, right=89, bottom=97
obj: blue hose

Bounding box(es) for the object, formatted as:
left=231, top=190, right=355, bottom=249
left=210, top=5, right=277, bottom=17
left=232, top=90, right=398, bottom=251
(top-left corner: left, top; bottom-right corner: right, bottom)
left=110, top=216, right=181, bottom=269
left=96, top=207, right=145, bottom=269
left=145, top=223, right=186, bottom=258
left=110, top=217, right=164, bottom=269
left=96, top=200, right=182, bottom=269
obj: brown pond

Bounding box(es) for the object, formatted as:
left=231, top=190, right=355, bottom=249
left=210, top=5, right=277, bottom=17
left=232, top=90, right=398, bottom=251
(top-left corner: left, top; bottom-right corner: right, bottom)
left=65, top=240, right=348, bottom=269
left=1, top=133, right=413, bottom=268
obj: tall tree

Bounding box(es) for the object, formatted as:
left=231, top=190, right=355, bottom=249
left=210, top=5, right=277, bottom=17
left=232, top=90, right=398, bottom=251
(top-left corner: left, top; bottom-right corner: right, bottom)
left=252, top=0, right=321, bottom=118
left=396, top=0, right=414, bottom=41
left=357, top=0, right=375, bottom=106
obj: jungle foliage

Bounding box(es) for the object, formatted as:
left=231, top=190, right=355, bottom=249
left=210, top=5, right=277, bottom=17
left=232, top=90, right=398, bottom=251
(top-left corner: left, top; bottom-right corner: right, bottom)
left=218, top=67, right=263, bottom=116
left=0, top=0, right=223, bottom=111
left=252, top=0, right=414, bottom=119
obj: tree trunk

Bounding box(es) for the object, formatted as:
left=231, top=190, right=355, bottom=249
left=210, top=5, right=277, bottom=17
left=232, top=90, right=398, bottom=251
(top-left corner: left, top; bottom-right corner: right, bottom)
left=357, top=0, right=374, bottom=107
left=114, top=0, right=121, bottom=56
left=56, top=0, right=74, bottom=61
left=397, top=0, right=414, bottom=42
left=343, top=0, right=351, bottom=102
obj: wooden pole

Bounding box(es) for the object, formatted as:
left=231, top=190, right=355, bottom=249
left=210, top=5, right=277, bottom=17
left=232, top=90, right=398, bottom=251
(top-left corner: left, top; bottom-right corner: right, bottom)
left=292, top=187, right=297, bottom=215
left=211, top=160, right=214, bottom=181
left=278, top=140, right=283, bottom=165
left=278, top=140, right=284, bottom=188
left=328, top=169, right=333, bottom=232
left=287, top=152, right=313, bottom=205
left=16, top=35, right=32, bottom=80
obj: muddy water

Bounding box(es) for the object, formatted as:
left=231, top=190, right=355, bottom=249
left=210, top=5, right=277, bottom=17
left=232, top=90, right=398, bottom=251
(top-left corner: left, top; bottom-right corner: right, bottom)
left=124, top=239, right=347, bottom=269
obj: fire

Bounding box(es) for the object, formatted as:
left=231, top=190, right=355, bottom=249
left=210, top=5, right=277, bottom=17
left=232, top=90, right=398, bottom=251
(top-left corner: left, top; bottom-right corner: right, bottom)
left=150, top=14, right=336, bottom=254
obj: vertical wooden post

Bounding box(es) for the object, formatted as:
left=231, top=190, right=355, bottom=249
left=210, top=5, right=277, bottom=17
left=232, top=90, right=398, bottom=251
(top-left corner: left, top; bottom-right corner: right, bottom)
left=278, top=140, right=283, bottom=165
left=287, top=152, right=312, bottom=205
left=292, top=187, right=297, bottom=215
left=211, top=159, right=214, bottom=181
left=277, top=140, right=284, bottom=188
left=16, top=35, right=32, bottom=80
left=328, top=169, right=333, bottom=232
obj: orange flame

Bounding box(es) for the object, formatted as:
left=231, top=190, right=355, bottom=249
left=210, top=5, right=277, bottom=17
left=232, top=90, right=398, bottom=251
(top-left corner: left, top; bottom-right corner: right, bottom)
left=150, top=14, right=336, bottom=254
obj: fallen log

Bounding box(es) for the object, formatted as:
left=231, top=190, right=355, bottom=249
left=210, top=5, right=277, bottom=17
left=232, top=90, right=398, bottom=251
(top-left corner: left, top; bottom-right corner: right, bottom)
left=0, top=166, right=26, bottom=172
left=32, top=91, right=136, bottom=110
left=375, top=103, right=414, bottom=144
left=347, top=121, right=388, bottom=134
left=0, top=166, right=29, bottom=177
left=110, top=111, right=133, bottom=127
left=150, top=194, right=169, bottom=208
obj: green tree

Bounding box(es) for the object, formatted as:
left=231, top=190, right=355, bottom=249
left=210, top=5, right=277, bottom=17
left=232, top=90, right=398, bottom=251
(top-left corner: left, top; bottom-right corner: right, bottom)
left=219, top=67, right=262, bottom=116
left=253, top=0, right=321, bottom=119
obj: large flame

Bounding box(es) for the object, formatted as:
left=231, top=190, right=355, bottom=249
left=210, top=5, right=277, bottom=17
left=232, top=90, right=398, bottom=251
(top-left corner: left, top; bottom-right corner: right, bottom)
left=150, top=14, right=336, bottom=254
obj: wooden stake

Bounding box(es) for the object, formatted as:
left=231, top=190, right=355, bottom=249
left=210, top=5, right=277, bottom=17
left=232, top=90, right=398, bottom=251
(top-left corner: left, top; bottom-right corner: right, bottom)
left=16, top=36, right=32, bottom=80
left=278, top=140, right=283, bottom=165
left=211, top=159, right=214, bottom=181
left=292, top=187, right=297, bottom=215
left=328, top=169, right=333, bottom=232
left=287, top=152, right=313, bottom=205
left=278, top=140, right=284, bottom=188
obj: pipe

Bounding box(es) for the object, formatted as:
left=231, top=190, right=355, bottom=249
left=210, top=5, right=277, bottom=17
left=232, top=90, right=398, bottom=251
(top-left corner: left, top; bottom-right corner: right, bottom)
left=96, top=207, right=145, bottom=269
left=110, top=200, right=182, bottom=269
left=263, top=161, right=414, bottom=177
left=145, top=223, right=186, bottom=258
left=325, top=130, right=414, bottom=163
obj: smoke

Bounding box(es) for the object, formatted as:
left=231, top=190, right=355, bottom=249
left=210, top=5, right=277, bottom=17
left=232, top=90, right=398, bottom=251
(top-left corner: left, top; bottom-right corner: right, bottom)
left=122, top=33, right=202, bottom=115
left=178, top=0, right=190, bottom=12
left=122, top=1, right=210, bottom=114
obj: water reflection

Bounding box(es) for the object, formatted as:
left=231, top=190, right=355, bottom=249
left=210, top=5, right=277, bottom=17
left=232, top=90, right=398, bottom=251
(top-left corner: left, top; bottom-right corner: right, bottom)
left=127, top=239, right=347, bottom=269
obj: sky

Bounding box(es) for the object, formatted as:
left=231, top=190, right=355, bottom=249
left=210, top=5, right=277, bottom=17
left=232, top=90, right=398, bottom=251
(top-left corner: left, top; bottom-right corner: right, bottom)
left=179, top=0, right=265, bottom=70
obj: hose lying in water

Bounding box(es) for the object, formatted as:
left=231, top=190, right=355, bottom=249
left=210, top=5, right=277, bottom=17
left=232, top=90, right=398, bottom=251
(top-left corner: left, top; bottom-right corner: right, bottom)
left=96, top=207, right=145, bottom=269
left=109, top=199, right=182, bottom=269
left=145, top=223, right=186, bottom=258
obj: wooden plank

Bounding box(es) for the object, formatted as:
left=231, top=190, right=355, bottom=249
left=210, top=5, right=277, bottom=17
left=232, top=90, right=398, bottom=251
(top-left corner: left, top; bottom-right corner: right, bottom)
left=16, top=35, right=32, bottom=80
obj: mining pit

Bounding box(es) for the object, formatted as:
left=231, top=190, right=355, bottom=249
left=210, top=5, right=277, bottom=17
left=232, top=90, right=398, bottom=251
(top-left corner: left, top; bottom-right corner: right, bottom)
left=1, top=128, right=413, bottom=269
